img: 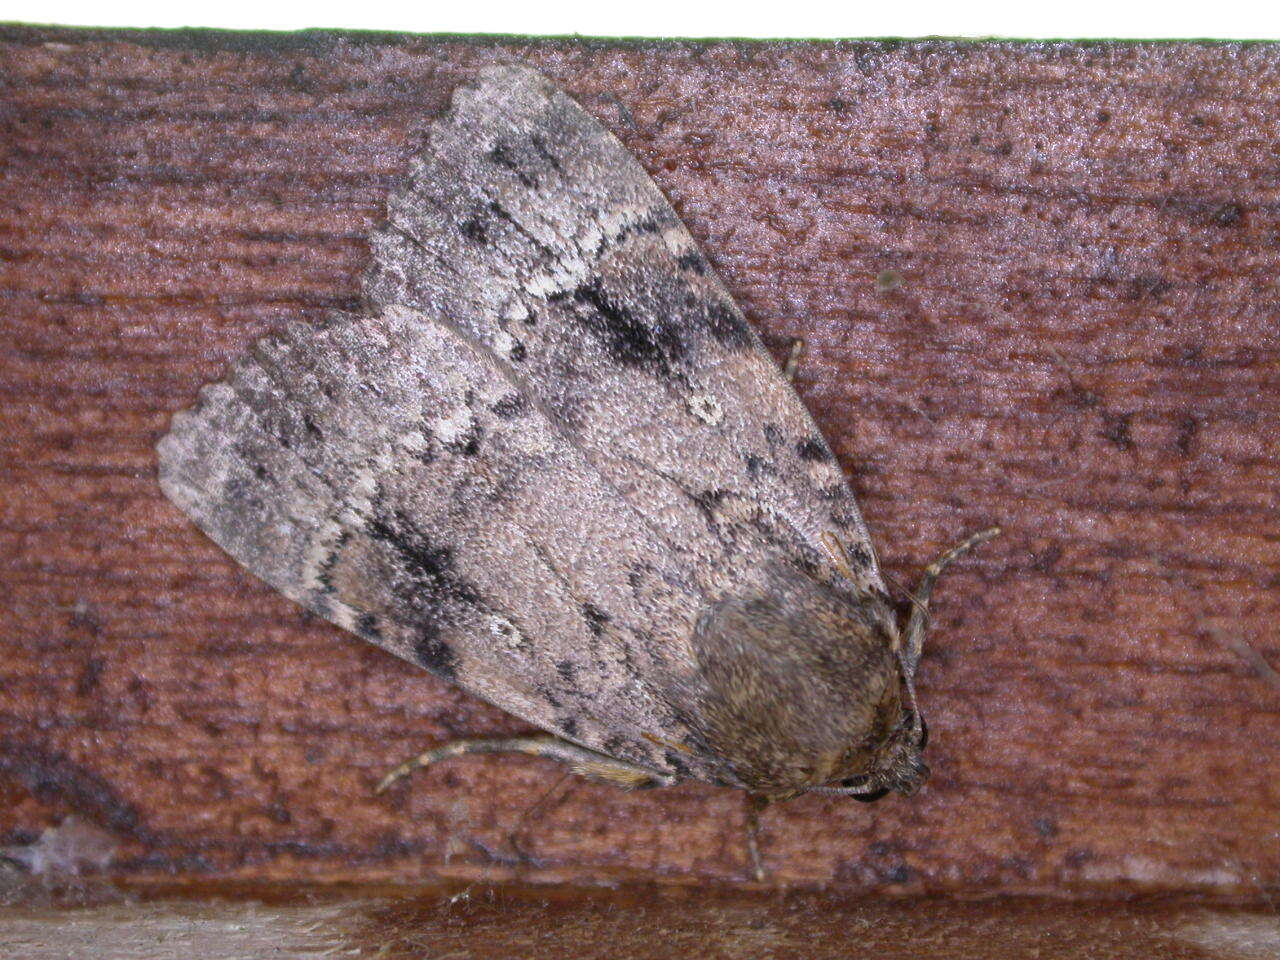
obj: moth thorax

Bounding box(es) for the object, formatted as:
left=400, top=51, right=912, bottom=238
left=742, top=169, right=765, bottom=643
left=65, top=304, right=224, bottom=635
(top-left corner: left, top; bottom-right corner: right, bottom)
left=686, top=568, right=905, bottom=798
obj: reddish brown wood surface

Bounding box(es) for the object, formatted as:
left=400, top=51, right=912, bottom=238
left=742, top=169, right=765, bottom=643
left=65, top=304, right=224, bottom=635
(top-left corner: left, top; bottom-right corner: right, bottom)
left=4, top=881, right=1279, bottom=960
left=1, top=27, right=1277, bottom=898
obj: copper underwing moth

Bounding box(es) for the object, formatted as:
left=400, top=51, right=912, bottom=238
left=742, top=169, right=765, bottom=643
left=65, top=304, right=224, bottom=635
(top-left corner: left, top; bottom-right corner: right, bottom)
left=157, top=65, right=998, bottom=880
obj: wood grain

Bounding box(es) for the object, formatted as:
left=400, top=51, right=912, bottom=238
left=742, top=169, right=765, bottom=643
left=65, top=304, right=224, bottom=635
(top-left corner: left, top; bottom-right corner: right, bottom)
left=3, top=882, right=1278, bottom=960
left=1, top=26, right=1277, bottom=898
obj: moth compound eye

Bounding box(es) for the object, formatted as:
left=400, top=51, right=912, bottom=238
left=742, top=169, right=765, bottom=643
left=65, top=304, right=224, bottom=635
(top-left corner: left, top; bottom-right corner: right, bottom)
left=917, top=715, right=929, bottom=750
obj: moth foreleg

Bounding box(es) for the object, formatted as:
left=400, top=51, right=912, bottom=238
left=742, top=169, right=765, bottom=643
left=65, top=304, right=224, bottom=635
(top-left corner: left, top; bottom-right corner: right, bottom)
left=374, top=735, right=679, bottom=794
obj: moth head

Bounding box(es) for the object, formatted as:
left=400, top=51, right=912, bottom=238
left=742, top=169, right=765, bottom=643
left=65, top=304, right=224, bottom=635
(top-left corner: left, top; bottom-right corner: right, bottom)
left=685, top=564, right=930, bottom=802
left=809, top=705, right=930, bottom=801
left=808, top=621, right=934, bottom=802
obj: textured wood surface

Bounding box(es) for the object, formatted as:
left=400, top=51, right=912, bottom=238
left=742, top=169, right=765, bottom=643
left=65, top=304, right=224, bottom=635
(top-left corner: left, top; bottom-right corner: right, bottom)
left=3, top=882, right=1279, bottom=960
left=1, top=26, right=1278, bottom=898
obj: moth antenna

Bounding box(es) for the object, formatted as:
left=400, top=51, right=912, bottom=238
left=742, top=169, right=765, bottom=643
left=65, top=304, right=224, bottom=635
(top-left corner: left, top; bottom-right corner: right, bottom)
left=901, top=526, right=1002, bottom=678
left=806, top=783, right=886, bottom=798
left=896, top=654, right=923, bottom=737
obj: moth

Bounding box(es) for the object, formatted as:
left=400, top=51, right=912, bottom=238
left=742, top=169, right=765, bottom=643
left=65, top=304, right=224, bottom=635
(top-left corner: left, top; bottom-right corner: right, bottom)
left=157, top=65, right=998, bottom=880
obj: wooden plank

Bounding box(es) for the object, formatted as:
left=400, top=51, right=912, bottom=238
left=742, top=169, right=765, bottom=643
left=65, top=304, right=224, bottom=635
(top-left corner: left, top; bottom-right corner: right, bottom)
left=1, top=26, right=1277, bottom=896
left=1, top=882, right=1278, bottom=960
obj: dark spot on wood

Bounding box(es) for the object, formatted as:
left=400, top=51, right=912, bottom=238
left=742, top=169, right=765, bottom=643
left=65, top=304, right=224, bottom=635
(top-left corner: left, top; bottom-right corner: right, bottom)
left=1064, top=848, right=1095, bottom=868
left=1067, top=382, right=1102, bottom=409
left=1030, top=542, right=1063, bottom=574
left=1034, top=817, right=1059, bottom=838
left=1126, top=276, right=1172, bottom=301
left=796, top=437, right=830, bottom=461
left=1214, top=202, right=1243, bottom=226
left=252, top=463, right=268, bottom=479
left=876, top=269, right=903, bottom=293
left=76, top=656, right=106, bottom=697
left=491, top=393, right=527, bottom=419
left=885, top=864, right=913, bottom=884
left=1098, top=411, right=1134, bottom=451
left=268, top=800, right=292, bottom=825
left=0, top=741, right=144, bottom=838
left=1175, top=414, right=1198, bottom=456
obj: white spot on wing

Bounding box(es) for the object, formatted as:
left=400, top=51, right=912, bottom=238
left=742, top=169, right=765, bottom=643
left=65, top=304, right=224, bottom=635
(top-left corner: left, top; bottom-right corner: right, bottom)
left=687, top=394, right=724, bottom=426
left=434, top=407, right=474, bottom=445
left=489, top=615, right=525, bottom=649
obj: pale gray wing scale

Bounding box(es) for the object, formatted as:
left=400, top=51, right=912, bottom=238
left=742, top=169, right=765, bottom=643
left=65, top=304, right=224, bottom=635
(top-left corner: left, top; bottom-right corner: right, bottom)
left=158, top=305, right=714, bottom=779
left=366, top=65, right=885, bottom=595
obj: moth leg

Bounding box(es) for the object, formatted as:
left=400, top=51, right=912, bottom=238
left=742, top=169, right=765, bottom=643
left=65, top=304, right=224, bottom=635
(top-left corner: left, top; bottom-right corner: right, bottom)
left=783, top=337, right=806, bottom=382
left=743, top=794, right=770, bottom=883
left=374, top=735, right=679, bottom=794
left=901, top=526, right=1002, bottom=677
